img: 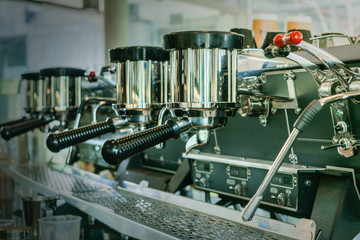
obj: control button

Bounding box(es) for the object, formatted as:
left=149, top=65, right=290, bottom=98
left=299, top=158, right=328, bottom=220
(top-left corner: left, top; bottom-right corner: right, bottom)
left=270, top=187, right=278, bottom=194
left=287, top=198, right=292, bottom=207
left=234, top=184, right=241, bottom=195
left=271, top=193, right=286, bottom=206
left=195, top=177, right=207, bottom=187
left=226, top=179, right=235, bottom=185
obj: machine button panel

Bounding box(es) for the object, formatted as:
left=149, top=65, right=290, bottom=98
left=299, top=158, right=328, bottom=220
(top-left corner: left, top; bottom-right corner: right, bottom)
left=190, top=157, right=319, bottom=216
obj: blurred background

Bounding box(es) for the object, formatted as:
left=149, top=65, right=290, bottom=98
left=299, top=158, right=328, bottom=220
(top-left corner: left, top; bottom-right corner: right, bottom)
left=1, top=0, right=360, bottom=126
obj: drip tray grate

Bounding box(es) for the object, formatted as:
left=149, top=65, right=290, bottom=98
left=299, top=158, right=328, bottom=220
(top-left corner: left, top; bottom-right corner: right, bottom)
left=9, top=164, right=302, bottom=240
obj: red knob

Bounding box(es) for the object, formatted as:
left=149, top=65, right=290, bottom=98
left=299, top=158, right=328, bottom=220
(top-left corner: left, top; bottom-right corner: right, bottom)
left=89, top=71, right=96, bottom=78
left=273, top=31, right=303, bottom=47
left=273, top=33, right=286, bottom=47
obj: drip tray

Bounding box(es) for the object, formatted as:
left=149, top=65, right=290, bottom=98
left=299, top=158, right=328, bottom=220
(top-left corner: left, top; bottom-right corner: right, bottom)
left=2, top=163, right=315, bottom=240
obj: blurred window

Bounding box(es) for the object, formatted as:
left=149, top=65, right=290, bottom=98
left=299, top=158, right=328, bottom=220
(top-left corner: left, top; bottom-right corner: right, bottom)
left=1, top=37, right=26, bottom=67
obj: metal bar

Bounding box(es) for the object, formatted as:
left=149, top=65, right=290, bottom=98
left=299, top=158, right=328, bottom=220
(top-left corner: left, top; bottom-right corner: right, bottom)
left=242, top=128, right=300, bottom=221
left=284, top=109, right=296, bottom=156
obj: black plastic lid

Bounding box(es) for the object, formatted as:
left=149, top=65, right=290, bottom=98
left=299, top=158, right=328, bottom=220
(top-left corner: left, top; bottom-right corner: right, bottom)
left=163, top=31, right=244, bottom=50
left=230, top=28, right=257, bottom=48
left=109, top=46, right=169, bottom=63
left=261, top=31, right=285, bottom=50
left=40, top=67, right=85, bottom=77
left=21, top=72, right=40, bottom=80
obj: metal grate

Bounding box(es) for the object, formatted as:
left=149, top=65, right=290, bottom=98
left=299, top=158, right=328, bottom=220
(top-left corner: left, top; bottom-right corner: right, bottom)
left=15, top=165, right=100, bottom=192
left=75, top=189, right=281, bottom=240
left=14, top=165, right=283, bottom=240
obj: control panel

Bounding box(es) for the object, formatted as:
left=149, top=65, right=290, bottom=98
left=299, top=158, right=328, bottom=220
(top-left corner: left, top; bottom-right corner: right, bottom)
left=186, top=152, right=320, bottom=217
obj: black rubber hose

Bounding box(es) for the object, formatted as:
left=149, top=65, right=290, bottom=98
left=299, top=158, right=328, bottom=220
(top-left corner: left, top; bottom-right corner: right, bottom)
left=1, top=117, right=49, bottom=140
left=102, top=121, right=181, bottom=165
left=0, top=117, right=28, bottom=129
left=47, top=118, right=116, bottom=153
left=293, top=100, right=323, bottom=131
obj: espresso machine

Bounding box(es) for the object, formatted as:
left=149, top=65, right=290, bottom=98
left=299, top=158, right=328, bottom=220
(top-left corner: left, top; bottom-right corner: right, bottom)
left=0, top=72, right=47, bottom=141
left=2, top=29, right=360, bottom=240
left=101, top=31, right=244, bottom=164
left=1, top=68, right=85, bottom=141
left=41, top=67, right=84, bottom=125
left=22, top=72, right=45, bottom=119
left=97, top=31, right=360, bottom=239
left=46, top=47, right=169, bottom=171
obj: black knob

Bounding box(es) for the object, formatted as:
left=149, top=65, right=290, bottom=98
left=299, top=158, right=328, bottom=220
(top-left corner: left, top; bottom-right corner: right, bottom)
left=334, top=125, right=343, bottom=132
left=47, top=119, right=116, bottom=153
left=102, top=121, right=181, bottom=165
left=264, top=45, right=291, bottom=59
left=1, top=117, right=49, bottom=140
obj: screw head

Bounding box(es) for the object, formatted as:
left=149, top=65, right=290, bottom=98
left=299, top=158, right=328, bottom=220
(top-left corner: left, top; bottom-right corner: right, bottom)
left=214, top=146, right=221, bottom=154
left=271, top=108, right=277, bottom=115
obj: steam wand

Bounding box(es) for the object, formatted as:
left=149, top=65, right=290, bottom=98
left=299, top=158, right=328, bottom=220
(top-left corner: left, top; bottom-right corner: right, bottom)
left=241, top=90, right=360, bottom=221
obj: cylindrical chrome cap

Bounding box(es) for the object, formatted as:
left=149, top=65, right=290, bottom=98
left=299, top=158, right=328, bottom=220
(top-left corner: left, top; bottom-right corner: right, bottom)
left=40, top=67, right=84, bottom=115
left=163, top=31, right=244, bottom=115
left=22, top=72, right=44, bottom=114
left=109, top=46, right=169, bottom=124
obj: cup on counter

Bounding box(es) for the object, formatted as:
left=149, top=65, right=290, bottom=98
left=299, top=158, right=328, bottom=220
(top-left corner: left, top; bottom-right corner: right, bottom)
left=22, top=196, right=44, bottom=240
left=38, top=215, right=81, bottom=240
left=252, top=13, right=278, bottom=48
left=286, top=15, right=312, bottom=31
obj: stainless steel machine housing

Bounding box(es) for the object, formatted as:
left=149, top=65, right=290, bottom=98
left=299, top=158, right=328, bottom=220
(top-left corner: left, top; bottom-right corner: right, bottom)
left=163, top=31, right=244, bottom=120
left=40, top=67, right=84, bottom=117
left=109, top=46, right=169, bottom=125
left=22, top=72, right=45, bottom=116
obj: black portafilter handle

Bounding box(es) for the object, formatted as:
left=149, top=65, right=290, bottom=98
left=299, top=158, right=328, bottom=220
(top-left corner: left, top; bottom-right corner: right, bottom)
left=46, top=118, right=118, bottom=153
left=1, top=117, right=49, bottom=140
left=0, top=117, right=28, bottom=129
left=102, top=120, right=191, bottom=165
